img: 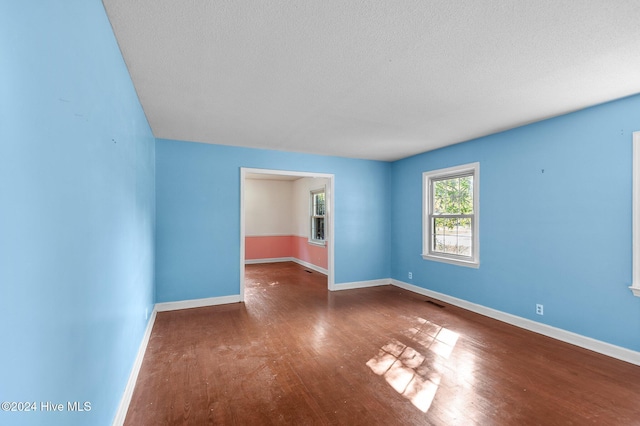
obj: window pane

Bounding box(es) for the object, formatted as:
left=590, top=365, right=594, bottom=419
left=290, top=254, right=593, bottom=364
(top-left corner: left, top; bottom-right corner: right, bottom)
left=432, top=217, right=472, bottom=256
left=314, top=192, right=325, bottom=216
left=312, top=217, right=325, bottom=241
left=433, top=176, right=473, bottom=215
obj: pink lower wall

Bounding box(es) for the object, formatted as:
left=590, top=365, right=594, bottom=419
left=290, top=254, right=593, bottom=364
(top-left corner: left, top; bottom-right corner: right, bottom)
left=291, top=236, right=328, bottom=269
left=245, top=235, right=328, bottom=270
left=245, top=235, right=293, bottom=260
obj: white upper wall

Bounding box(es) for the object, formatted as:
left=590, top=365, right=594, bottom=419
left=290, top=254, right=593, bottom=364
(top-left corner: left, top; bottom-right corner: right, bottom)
left=245, top=176, right=329, bottom=238
left=292, top=177, right=329, bottom=238
left=245, top=179, right=293, bottom=236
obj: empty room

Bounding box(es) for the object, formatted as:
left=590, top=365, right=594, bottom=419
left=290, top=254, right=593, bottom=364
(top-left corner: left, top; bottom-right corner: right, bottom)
left=3, top=1, right=640, bottom=425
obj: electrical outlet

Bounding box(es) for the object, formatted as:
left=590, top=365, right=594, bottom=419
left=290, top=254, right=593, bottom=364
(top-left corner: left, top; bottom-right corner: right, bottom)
left=145, top=308, right=149, bottom=320
left=536, top=304, right=544, bottom=315
left=408, top=272, right=413, bottom=280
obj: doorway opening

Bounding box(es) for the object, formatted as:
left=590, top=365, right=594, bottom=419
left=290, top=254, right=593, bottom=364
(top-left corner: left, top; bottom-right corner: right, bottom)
left=240, top=167, right=335, bottom=301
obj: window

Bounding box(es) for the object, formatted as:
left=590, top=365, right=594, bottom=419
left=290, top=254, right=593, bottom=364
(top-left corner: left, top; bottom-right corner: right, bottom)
left=423, top=162, right=479, bottom=268
left=310, top=189, right=326, bottom=244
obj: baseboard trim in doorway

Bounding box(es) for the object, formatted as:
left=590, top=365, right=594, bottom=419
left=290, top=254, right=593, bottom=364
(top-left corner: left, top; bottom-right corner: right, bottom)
left=245, top=256, right=294, bottom=264
left=290, top=258, right=328, bottom=275
left=112, top=309, right=157, bottom=426
left=155, top=295, right=242, bottom=312
left=391, top=279, right=640, bottom=366
left=332, top=278, right=390, bottom=291
left=245, top=257, right=328, bottom=275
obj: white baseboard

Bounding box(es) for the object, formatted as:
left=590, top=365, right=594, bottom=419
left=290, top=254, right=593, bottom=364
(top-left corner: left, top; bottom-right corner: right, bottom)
left=290, top=258, right=328, bottom=275
left=333, top=278, right=390, bottom=291
left=114, top=277, right=639, bottom=425
left=245, top=257, right=328, bottom=275
left=113, top=295, right=242, bottom=424
left=245, top=257, right=294, bottom=264
left=155, top=295, right=242, bottom=312
left=112, top=309, right=157, bottom=426
left=391, top=279, right=640, bottom=366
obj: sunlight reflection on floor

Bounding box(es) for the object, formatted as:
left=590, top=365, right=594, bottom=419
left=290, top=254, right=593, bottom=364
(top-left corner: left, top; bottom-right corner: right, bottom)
left=366, top=318, right=459, bottom=413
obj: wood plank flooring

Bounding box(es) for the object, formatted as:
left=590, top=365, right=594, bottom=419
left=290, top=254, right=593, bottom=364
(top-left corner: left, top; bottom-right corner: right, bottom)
left=125, top=262, right=640, bottom=425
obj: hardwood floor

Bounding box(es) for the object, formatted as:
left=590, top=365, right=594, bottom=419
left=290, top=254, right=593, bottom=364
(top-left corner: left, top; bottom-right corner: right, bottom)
left=125, top=262, right=640, bottom=425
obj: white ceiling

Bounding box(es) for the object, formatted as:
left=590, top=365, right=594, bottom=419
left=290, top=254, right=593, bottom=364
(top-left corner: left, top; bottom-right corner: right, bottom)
left=103, top=0, right=640, bottom=162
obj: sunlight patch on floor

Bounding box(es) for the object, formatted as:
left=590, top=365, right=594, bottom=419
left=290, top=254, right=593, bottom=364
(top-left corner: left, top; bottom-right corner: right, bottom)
left=366, top=318, right=459, bottom=413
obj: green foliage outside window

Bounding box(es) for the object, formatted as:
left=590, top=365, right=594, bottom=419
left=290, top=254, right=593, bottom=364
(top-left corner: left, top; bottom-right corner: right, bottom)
left=432, top=175, right=473, bottom=255
left=433, top=175, right=473, bottom=229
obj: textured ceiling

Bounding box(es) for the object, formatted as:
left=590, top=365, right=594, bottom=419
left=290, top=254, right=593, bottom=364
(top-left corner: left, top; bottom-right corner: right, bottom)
left=103, top=0, right=640, bottom=161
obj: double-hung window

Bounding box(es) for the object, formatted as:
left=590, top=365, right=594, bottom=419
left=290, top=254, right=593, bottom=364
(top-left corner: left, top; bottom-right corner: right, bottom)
left=310, top=189, right=326, bottom=244
left=423, top=162, right=479, bottom=268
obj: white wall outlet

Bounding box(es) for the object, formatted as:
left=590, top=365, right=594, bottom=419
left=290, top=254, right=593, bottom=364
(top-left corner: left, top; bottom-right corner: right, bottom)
left=536, top=304, right=544, bottom=315
left=408, top=272, right=413, bottom=280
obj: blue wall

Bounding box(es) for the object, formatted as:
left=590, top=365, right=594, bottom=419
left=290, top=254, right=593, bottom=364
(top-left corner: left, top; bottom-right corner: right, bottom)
left=391, top=94, right=640, bottom=351
left=156, top=139, right=391, bottom=302
left=0, top=2, right=155, bottom=425
left=2, top=1, right=639, bottom=423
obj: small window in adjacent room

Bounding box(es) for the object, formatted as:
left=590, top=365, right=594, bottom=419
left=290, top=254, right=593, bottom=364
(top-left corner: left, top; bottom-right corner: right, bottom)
left=423, top=162, right=479, bottom=268
left=310, top=189, right=326, bottom=244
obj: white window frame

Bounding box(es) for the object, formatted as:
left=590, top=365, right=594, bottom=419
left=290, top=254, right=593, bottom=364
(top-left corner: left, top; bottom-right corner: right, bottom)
left=422, top=162, right=480, bottom=268
left=309, top=188, right=326, bottom=246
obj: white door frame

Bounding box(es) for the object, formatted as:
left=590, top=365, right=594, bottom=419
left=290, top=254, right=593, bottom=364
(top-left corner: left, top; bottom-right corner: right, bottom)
left=240, top=167, right=336, bottom=301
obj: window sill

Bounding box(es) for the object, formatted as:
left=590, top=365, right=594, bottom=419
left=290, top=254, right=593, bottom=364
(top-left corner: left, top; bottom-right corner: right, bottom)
left=630, top=286, right=640, bottom=298
left=421, top=253, right=479, bottom=269
left=308, top=240, right=326, bottom=247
